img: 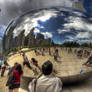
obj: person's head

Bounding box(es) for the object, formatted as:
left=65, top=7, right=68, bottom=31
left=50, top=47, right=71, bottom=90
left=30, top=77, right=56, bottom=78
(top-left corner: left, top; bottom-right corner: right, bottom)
left=89, top=55, right=92, bottom=58
left=22, top=52, right=25, bottom=56
left=42, top=60, right=53, bottom=75
left=15, top=64, right=23, bottom=75
left=31, top=58, right=36, bottom=62
left=14, top=62, right=18, bottom=68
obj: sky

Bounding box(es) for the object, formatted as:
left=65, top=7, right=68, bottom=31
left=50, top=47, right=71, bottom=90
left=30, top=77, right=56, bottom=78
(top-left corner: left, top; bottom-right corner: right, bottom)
left=0, top=0, right=79, bottom=25
left=0, top=0, right=73, bottom=39
left=0, top=0, right=91, bottom=40
left=10, top=8, right=92, bottom=44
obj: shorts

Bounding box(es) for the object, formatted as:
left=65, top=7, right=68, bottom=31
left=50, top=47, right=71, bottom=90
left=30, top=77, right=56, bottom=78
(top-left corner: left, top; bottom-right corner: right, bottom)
left=23, top=61, right=29, bottom=65
left=9, top=83, right=20, bottom=90
left=23, top=61, right=32, bottom=69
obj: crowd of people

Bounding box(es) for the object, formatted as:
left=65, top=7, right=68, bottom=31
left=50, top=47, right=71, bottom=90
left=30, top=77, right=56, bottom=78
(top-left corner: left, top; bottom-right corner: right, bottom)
left=34, top=47, right=61, bottom=62
left=0, top=50, right=62, bottom=92
left=62, top=47, right=91, bottom=59
left=0, top=47, right=92, bottom=92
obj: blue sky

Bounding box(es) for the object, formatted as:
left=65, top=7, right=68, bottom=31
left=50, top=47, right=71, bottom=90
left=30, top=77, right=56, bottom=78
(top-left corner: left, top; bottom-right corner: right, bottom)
left=0, top=25, right=6, bottom=39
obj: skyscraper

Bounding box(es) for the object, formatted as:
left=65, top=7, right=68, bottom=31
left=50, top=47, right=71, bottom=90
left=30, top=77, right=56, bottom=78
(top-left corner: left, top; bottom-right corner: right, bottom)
left=72, top=0, right=84, bottom=11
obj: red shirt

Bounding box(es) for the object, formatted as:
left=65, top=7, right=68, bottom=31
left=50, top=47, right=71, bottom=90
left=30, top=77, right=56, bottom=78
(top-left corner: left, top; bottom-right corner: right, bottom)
left=13, top=70, right=23, bottom=83
left=2, top=65, right=6, bottom=69
left=33, top=61, right=38, bottom=66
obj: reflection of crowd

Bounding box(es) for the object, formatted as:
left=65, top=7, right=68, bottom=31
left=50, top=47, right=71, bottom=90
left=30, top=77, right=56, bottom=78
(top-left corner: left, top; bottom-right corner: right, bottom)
left=0, top=57, right=7, bottom=77
left=76, top=49, right=91, bottom=58
left=62, top=47, right=92, bottom=66
left=1, top=47, right=92, bottom=92
left=64, top=47, right=91, bottom=59
left=83, top=55, right=92, bottom=65
left=34, top=47, right=61, bottom=62
left=0, top=50, right=63, bottom=92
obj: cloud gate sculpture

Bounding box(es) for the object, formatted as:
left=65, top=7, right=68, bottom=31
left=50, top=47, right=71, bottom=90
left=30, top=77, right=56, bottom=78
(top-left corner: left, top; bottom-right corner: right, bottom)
left=3, top=7, right=92, bottom=89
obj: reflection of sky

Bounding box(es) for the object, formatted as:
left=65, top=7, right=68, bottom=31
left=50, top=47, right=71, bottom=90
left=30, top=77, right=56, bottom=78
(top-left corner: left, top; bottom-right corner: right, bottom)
left=6, top=8, right=92, bottom=44
left=36, top=15, right=68, bottom=43
left=83, top=0, right=92, bottom=17
left=0, top=25, right=6, bottom=39
left=33, top=9, right=92, bottom=44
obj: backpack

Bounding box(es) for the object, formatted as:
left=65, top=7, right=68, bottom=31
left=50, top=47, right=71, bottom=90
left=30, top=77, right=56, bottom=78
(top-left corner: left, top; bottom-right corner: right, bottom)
left=6, top=73, right=15, bottom=86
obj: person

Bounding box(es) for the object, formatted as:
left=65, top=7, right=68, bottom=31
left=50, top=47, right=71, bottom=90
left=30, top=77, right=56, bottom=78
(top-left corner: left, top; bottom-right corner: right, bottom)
left=6, top=62, right=18, bottom=88
left=4, top=56, right=9, bottom=66
left=34, top=49, right=38, bottom=56
left=0, top=65, right=1, bottom=71
left=8, top=62, right=18, bottom=76
left=31, top=58, right=41, bottom=71
left=48, top=47, right=52, bottom=56
left=0, top=60, right=2, bottom=71
left=54, top=48, right=60, bottom=61
left=22, top=53, right=32, bottom=69
left=42, top=48, right=45, bottom=56
left=8, top=64, right=23, bottom=92
left=77, top=50, right=83, bottom=58
left=28, top=61, right=63, bottom=92
left=83, top=55, right=92, bottom=65
left=34, top=49, right=41, bottom=56
left=0, top=60, right=3, bottom=68
left=1, top=64, right=6, bottom=77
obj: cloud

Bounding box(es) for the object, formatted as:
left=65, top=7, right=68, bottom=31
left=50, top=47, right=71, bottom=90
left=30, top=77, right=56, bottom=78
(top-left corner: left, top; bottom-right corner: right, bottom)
left=64, top=31, right=92, bottom=43
left=76, top=32, right=90, bottom=39
left=13, top=10, right=57, bottom=37
left=56, top=11, right=92, bottom=43
left=13, top=23, right=34, bottom=37
left=63, top=16, right=92, bottom=32
left=0, top=0, right=72, bottom=25
left=32, top=10, right=58, bottom=27
left=41, top=32, right=53, bottom=38
left=32, top=11, right=57, bottom=22
left=57, top=29, right=70, bottom=34
left=34, top=28, right=40, bottom=33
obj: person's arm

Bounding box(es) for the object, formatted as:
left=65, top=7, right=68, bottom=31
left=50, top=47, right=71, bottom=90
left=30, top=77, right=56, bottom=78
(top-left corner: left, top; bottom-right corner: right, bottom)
left=37, top=71, right=42, bottom=78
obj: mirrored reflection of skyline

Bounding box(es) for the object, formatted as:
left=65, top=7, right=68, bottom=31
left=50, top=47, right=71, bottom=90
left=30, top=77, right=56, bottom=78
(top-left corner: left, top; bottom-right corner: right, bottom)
left=3, top=7, right=92, bottom=51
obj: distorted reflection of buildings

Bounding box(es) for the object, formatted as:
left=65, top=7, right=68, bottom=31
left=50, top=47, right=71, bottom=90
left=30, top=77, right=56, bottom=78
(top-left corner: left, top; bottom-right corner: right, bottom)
left=3, top=28, right=54, bottom=52
left=72, top=1, right=84, bottom=11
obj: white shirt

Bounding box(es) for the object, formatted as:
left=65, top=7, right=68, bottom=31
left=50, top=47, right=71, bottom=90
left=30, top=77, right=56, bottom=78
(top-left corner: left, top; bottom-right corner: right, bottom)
left=29, top=75, right=63, bottom=92
left=24, top=55, right=29, bottom=62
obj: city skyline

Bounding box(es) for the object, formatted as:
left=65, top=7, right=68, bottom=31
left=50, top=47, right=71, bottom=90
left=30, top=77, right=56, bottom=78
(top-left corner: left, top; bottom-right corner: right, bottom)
left=3, top=7, right=92, bottom=48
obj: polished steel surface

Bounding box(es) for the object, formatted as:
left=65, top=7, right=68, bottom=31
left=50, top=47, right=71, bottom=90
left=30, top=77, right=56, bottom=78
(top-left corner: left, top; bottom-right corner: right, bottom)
left=3, top=7, right=92, bottom=83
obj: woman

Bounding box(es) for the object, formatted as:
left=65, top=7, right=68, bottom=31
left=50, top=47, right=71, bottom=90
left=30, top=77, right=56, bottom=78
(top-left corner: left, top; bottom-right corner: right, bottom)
left=31, top=58, right=41, bottom=71
left=8, top=64, right=23, bottom=92
left=1, top=64, right=6, bottom=77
